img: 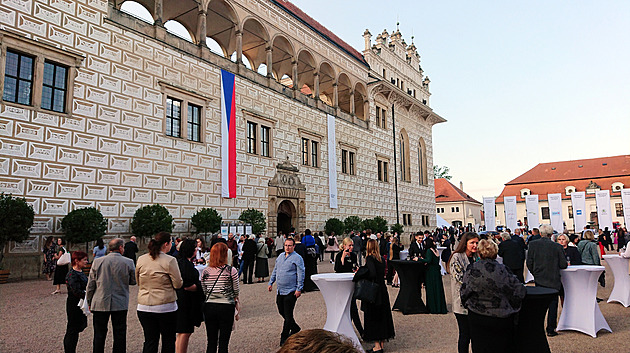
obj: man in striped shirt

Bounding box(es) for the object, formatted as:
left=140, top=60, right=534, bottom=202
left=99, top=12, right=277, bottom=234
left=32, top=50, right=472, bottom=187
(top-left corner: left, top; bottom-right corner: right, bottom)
left=268, top=237, right=305, bottom=345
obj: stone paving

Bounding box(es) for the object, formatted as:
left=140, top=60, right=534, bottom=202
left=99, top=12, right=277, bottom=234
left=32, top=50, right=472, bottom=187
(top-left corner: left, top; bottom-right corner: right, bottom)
left=1, top=256, right=628, bottom=352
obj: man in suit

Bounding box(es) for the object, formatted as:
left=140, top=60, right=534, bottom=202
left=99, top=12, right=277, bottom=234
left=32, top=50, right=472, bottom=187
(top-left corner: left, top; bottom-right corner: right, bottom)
left=352, top=231, right=363, bottom=266
left=527, top=228, right=541, bottom=244
left=122, top=236, right=138, bottom=264
left=526, top=224, right=567, bottom=337
left=241, top=234, right=257, bottom=284
left=498, top=233, right=525, bottom=283
left=86, top=238, right=136, bottom=353
left=409, top=232, right=425, bottom=259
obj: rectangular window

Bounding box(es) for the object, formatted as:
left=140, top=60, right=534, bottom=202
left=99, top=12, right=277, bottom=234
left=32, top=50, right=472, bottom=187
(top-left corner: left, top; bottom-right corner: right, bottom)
left=383, top=161, right=388, bottom=182
left=568, top=206, right=573, bottom=219
left=377, top=160, right=383, bottom=181
left=349, top=151, right=355, bottom=175
left=41, top=61, right=67, bottom=113
left=299, top=132, right=321, bottom=167
left=301, top=138, right=309, bottom=165
left=260, top=126, right=270, bottom=157
left=311, top=141, right=318, bottom=168
left=436, top=208, right=440, bottom=214
left=342, top=150, right=348, bottom=174
left=187, top=103, right=201, bottom=142
left=456, top=207, right=460, bottom=212
left=616, top=203, right=624, bottom=217
left=247, top=121, right=257, bottom=154
left=541, top=207, right=550, bottom=220
left=3, top=50, right=34, bottom=106
left=166, top=97, right=182, bottom=138
left=408, top=214, right=412, bottom=226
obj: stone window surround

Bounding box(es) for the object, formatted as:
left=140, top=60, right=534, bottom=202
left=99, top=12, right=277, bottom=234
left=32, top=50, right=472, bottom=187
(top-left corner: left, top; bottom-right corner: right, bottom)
left=339, top=142, right=357, bottom=176
left=298, top=128, right=322, bottom=168
left=0, top=30, right=83, bottom=116
left=159, top=81, right=211, bottom=144
left=244, top=109, right=276, bottom=159
left=376, top=153, right=390, bottom=183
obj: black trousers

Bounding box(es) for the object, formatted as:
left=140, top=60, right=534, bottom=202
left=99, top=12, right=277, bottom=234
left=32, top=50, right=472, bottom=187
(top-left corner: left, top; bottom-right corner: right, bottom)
left=454, top=313, right=471, bottom=353
left=468, top=311, right=515, bottom=353
left=386, top=259, right=396, bottom=284
left=137, top=310, right=177, bottom=353
left=276, top=294, right=300, bottom=342
left=350, top=299, right=363, bottom=336
left=242, top=259, right=254, bottom=284
left=535, top=283, right=559, bottom=334
left=510, top=267, right=525, bottom=284
left=203, top=303, right=235, bottom=353
left=92, top=310, right=127, bottom=353
left=64, top=297, right=87, bottom=353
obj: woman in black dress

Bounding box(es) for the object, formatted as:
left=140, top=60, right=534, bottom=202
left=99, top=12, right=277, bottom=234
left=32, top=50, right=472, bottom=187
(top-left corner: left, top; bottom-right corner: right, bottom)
left=64, top=251, right=88, bottom=353
left=361, top=239, right=395, bottom=353
left=175, top=239, right=203, bottom=353
left=42, top=236, right=56, bottom=281
left=53, top=238, right=69, bottom=294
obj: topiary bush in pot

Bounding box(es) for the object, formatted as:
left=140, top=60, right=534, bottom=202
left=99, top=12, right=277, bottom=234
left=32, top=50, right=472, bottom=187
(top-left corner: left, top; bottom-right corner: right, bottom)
left=324, top=218, right=345, bottom=237
left=191, top=208, right=222, bottom=236
left=0, top=193, right=34, bottom=274
left=61, top=207, right=108, bottom=253
left=238, top=208, right=266, bottom=236
left=131, top=204, right=173, bottom=239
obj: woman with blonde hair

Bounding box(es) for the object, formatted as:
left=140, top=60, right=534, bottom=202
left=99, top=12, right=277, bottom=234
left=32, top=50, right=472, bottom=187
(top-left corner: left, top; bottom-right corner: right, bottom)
left=360, top=239, right=394, bottom=353
left=334, top=237, right=362, bottom=336
left=201, top=242, right=240, bottom=353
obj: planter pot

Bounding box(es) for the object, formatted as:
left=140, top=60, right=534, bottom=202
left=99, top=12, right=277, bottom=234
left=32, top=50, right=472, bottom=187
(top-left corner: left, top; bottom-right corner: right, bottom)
left=82, top=263, right=92, bottom=277
left=0, top=269, right=9, bottom=284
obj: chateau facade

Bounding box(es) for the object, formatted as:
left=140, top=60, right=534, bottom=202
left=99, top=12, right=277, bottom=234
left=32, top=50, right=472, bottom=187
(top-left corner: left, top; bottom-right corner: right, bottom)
left=0, top=0, right=444, bottom=277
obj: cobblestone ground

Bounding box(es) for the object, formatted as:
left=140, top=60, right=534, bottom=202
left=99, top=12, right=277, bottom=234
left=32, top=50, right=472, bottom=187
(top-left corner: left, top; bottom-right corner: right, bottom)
left=1, top=256, right=627, bottom=352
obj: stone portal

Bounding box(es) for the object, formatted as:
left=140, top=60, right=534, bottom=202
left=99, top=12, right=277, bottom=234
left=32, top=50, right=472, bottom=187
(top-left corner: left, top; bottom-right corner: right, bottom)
left=268, top=159, right=306, bottom=238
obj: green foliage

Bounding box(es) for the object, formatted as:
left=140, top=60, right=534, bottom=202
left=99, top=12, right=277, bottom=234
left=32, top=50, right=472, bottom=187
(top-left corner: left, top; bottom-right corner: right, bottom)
left=0, top=193, right=34, bottom=246
left=363, top=216, right=388, bottom=234
left=433, top=165, right=452, bottom=180
left=191, top=208, right=222, bottom=235
left=344, top=216, right=363, bottom=232
left=238, top=208, right=266, bottom=235
left=324, top=218, right=345, bottom=236
left=61, top=207, right=107, bottom=244
left=131, top=204, right=173, bottom=238
left=390, top=223, right=404, bottom=235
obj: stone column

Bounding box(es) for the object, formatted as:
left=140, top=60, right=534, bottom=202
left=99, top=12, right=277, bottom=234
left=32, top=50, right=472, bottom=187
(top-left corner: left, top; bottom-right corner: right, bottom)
left=266, top=46, right=273, bottom=78
left=235, top=30, right=243, bottom=64
left=154, top=0, right=163, bottom=26
left=196, top=9, right=207, bottom=47
left=333, top=83, right=338, bottom=107
left=313, top=71, right=319, bottom=100
left=292, top=60, right=298, bottom=96
left=349, top=90, right=355, bottom=115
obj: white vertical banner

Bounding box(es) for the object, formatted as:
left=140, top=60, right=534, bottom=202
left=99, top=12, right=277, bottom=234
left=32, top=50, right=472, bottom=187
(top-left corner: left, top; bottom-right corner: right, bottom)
left=483, top=197, right=496, bottom=231
left=596, top=190, right=613, bottom=230
left=571, top=191, right=587, bottom=232
left=525, top=195, right=540, bottom=229
left=327, top=114, right=338, bottom=208
left=548, top=193, right=564, bottom=233
left=621, top=189, right=630, bottom=228
left=504, top=196, right=518, bottom=231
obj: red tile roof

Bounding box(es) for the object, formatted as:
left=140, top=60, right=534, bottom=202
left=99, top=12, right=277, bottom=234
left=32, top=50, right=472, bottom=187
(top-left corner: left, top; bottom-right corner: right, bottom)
left=496, top=155, right=630, bottom=203
left=435, top=178, right=482, bottom=204
left=271, top=1, right=368, bottom=66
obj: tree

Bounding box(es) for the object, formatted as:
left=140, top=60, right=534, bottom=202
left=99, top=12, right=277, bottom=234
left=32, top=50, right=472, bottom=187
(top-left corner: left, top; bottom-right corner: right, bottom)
left=191, top=208, right=222, bottom=235
left=390, top=223, right=404, bottom=235
left=131, top=204, right=173, bottom=238
left=343, top=216, right=363, bottom=233
left=324, top=218, right=345, bottom=236
left=363, top=216, right=388, bottom=234
left=239, top=208, right=266, bottom=235
left=0, top=193, right=34, bottom=267
left=434, top=165, right=452, bottom=180
left=61, top=207, right=108, bottom=252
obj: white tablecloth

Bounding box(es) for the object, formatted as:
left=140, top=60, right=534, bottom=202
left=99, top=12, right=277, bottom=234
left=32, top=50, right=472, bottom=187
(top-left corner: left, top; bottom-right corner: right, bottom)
left=399, top=250, right=409, bottom=261
left=437, top=247, right=447, bottom=275
left=557, top=265, right=612, bottom=337
left=195, top=264, right=207, bottom=280
left=311, top=273, right=364, bottom=352
left=603, top=255, right=630, bottom=307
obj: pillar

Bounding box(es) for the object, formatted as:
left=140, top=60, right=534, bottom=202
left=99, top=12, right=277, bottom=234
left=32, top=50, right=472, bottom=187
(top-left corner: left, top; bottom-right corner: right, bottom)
left=313, top=71, right=319, bottom=100
left=292, top=60, right=298, bottom=94
left=196, top=9, right=207, bottom=47
left=235, top=30, right=243, bottom=64
left=349, top=90, right=355, bottom=115
left=154, top=0, right=163, bottom=26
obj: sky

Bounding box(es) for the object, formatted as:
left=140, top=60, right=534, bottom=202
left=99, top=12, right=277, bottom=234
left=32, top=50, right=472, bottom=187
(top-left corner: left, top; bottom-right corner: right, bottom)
left=123, top=1, right=630, bottom=202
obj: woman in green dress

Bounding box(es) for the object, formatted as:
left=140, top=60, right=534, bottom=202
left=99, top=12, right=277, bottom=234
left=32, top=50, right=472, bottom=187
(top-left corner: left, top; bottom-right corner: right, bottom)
left=419, top=237, right=448, bottom=314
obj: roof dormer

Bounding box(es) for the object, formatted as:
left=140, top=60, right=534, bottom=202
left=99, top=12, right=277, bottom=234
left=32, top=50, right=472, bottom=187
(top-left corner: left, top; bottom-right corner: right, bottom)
left=520, top=188, right=531, bottom=198
left=612, top=182, right=624, bottom=192
left=565, top=186, right=576, bottom=196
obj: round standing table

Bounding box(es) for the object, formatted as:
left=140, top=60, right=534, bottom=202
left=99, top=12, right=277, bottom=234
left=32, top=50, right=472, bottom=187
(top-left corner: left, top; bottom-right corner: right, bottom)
left=515, top=286, right=558, bottom=353
left=195, top=264, right=207, bottom=280
left=437, top=247, right=447, bottom=275
left=311, top=273, right=363, bottom=352
left=557, top=265, right=612, bottom=337
left=390, top=260, right=428, bottom=315
left=603, top=255, right=630, bottom=307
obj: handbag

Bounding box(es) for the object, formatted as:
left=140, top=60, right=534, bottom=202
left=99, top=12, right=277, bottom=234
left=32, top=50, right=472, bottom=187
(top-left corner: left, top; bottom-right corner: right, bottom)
left=57, top=248, right=71, bottom=266
left=354, top=279, right=381, bottom=305
left=78, top=294, right=91, bottom=316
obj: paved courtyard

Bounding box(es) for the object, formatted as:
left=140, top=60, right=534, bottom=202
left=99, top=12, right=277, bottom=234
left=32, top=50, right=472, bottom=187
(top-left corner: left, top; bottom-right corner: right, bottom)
left=1, top=257, right=628, bottom=352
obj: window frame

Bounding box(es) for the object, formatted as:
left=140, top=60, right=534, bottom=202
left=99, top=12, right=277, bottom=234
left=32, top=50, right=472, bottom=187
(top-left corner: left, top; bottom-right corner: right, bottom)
left=616, top=203, right=624, bottom=217
left=298, top=129, right=322, bottom=168
left=541, top=207, right=550, bottom=220
left=3, top=49, right=35, bottom=106
left=159, top=82, right=210, bottom=144
left=166, top=96, right=183, bottom=138
left=41, top=60, right=68, bottom=113
left=377, top=155, right=389, bottom=182
left=187, top=102, right=202, bottom=142
left=244, top=110, right=276, bottom=158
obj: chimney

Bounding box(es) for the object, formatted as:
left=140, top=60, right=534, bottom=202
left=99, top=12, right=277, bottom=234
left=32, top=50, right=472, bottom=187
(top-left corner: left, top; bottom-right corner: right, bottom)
left=460, top=181, right=464, bottom=191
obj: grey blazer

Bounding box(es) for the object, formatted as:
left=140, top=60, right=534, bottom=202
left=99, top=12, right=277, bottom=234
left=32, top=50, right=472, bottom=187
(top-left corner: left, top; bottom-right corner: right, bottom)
left=449, top=252, right=476, bottom=315
left=86, top=252, right=136, bottom=311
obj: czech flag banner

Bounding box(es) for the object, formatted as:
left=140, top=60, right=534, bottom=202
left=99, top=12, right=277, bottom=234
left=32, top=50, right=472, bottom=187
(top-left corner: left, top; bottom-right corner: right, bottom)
left=221, top=69, right=236, bottom=198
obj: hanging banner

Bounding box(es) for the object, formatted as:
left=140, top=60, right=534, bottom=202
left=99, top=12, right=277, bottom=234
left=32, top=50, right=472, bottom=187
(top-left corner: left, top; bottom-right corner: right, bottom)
left=571, top=191, right=587, bottom=233
left=504, top=196, right=518, bottom=231
left=596, top=190, right=613, bottom=230
left=327, top=114, right=338, bottom=208
left=220, top=69, right=237, bottom=198
left=483, top=197, right=496, bottom=231
left=621, top=189, right=630, bottom=228
left=525, top=195, right=540, bottom=230
left=548, top=193, right=564, bottom=233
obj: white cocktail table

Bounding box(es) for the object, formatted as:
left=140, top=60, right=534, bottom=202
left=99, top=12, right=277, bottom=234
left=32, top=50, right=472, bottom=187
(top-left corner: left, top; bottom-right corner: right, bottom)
left=437, top=247, right=447, bottom=275
left=603, top=255, right=630, bottom=307
left=399, top=250, right=409, bottom=261
left=195, top=264, right=207, bottom=280
left=311, top=273, right=363, bottom=352
left=557, top=265, right=611, bottom=337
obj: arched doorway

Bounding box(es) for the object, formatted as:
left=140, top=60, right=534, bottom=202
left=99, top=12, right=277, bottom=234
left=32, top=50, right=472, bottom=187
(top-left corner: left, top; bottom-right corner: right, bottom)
left=277, top=200, right=295, bottom=236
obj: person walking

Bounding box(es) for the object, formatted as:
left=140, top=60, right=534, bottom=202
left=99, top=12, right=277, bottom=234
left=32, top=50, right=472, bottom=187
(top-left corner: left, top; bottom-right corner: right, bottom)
left=42, top=236, right=56, bottom=281
left=136, top=232, right=183, bottom=353
left=123, top=236, right=139, bottom=264
left=352, top=231, right=363, bottom=266
left=268, top=238, right=305, bottom=346
left=52, top=238, right=69, bottom=295
left=325, top=232, right=339, bottom=263
left=64, top=251, right=89, bottom=353
left=201, top=242, right=240, bottom=353
left=301, top=229, right=319, bottom=292
left=275, top=232, right=285, bottom=257
left=241, top=234, right=257, bottom=284
left=86, top=238, right=137, bottom=353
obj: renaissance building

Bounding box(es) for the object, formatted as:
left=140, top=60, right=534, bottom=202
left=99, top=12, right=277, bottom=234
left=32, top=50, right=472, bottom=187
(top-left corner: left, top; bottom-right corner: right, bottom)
left=0, top=0, right=445, bottom=277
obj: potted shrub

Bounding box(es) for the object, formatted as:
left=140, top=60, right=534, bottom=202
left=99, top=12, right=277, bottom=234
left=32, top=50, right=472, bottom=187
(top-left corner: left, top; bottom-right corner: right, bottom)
left=324, top=218, right=345, bottom=237
left=191, top=208, right=222, bottom=236
left=362, top=216, right=388, bottom=234
left=61, top=207, right=107, bottom=273
left=390, top=223, right=404, bottom=236
left=238, top=208, right=266, bottom=236
left=131, top=204, right=173, bottom=239
left=0, top=193, right=35, bottom=283
left=344, top=216, right=363, bottom=233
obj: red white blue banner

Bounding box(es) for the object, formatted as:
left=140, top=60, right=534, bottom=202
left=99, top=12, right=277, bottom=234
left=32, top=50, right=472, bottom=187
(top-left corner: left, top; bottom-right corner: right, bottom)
left=221, top=69, right=236, bottom=198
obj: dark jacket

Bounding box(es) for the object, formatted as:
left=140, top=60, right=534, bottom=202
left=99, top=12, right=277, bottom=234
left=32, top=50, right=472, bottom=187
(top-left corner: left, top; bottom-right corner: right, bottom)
left=498, top=238, right=525, bottom=270
left=563, top=246, right=582, bottom=266
left=409, top=241, right=425, bottom=259
left=242, top=239, right=257, bottom=261
left=123, top=241, right=138, bottom=263
left=526, top=237, right=568, bottom=290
